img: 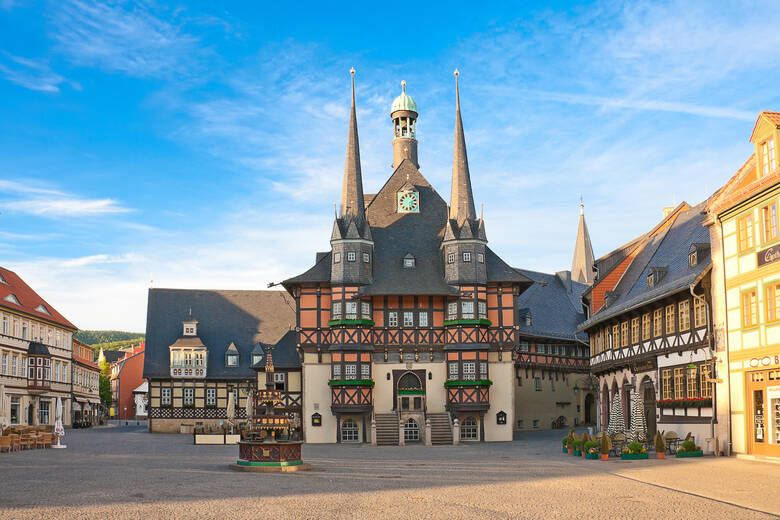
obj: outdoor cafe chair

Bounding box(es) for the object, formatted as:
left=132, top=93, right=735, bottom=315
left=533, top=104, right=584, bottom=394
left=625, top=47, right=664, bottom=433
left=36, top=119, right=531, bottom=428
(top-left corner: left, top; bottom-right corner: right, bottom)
left=0, top=435, right=11, bottom=453
left=9, top=434, right=20, bottom=451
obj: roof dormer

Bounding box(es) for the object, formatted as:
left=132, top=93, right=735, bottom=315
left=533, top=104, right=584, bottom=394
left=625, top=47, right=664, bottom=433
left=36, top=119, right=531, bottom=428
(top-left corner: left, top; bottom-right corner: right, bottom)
left=750, top=111, right=780, bottom=178
left=182, top=316, right=198, bottom=337
left=688, top=243, right=709, bottom=267
left=647, top=266, right=668, bottom=288
left=225, top=342, right=239, bottom=368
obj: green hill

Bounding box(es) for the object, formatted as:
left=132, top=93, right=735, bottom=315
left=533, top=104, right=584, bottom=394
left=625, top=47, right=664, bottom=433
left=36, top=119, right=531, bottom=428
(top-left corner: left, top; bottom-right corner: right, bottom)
left=74, top=330, right=145, bottom=346
left=91, top=339, right=145, bottom=352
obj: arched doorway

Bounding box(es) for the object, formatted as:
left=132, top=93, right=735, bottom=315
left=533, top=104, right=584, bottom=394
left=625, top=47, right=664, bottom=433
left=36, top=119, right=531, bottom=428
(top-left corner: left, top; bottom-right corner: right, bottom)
left=397, top=372, right=424, bottom=411
left=404, top=418, right=420, bottom=442
left=642, top=377, right=657, bottom=438
left=584, top=393, right=595, bottom=425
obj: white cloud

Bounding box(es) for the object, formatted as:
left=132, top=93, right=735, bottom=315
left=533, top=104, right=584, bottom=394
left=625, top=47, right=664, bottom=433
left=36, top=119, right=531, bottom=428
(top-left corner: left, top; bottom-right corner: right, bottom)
left=0, top=51, right=77, bottom=93
left=0, top=179, right=131, bottom=217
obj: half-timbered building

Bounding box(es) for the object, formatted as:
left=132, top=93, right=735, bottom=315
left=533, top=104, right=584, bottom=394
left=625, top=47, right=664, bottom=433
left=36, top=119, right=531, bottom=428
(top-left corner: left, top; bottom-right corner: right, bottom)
left=143, top=289, right=295, bottom=433
left=578, top=203, right=716, bottom=446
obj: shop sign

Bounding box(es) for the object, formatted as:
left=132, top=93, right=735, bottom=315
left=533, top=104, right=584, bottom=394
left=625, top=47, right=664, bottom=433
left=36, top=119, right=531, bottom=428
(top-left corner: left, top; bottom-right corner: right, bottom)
left=757, top=245, right=780, bottom=267
left=631, top=359, right=656, bottom=373
left=749, top=355, right=780, bottom=368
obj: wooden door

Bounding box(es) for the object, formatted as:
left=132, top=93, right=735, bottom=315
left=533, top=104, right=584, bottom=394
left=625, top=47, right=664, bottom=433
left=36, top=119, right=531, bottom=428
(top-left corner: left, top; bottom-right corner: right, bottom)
left=747, top=369, right=780, bottom=457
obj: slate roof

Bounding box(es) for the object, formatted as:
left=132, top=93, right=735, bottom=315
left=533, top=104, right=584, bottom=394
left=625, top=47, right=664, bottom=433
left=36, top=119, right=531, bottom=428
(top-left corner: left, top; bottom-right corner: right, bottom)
left=98, top=349, right=126, bottom=364
left=0, top=266, right=76, bottom=330
left=251, top=330, right=300, bottom=370
left=27, top=341, right=51, bottom=356
left=514, top=270, right=588, bottom=342
left=143, top=289, right=295, bottom=380
left=284, top=159, right=531, bottom=293
left=578, top=203, right=711, bottom=331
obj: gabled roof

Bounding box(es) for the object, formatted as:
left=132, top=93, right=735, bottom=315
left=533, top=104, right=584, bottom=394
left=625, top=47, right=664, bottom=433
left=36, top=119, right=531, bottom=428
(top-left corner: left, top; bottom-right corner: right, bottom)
left=143, top=289, right=295, bottom=379
left=0, top=267, right=76, bottom=330
left=750, top=111, right=780, bottom=142
left=578, top=203, right=711, bottom=331
left=515, top=269, right=588, bottom=342
left=252, top=330, right=300, bottom=370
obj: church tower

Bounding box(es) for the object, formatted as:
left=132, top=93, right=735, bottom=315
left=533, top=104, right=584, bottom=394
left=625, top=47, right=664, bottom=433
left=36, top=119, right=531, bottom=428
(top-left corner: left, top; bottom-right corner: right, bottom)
left=390, top=80, right=419, bottom=169
left=442, top=70, right=487, bottom=285
left=571, top=203, right=595, bottom=284
left=330, top=68, right=373, bottom=286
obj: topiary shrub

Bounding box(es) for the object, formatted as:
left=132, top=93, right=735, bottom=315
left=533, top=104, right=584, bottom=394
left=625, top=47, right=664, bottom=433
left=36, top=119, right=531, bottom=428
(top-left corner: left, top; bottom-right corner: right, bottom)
left=562, top=436, right=569, bottom=446
left=573, top=439, right=583, bottom=449
left=599, top=434, right=610, bottom=454
left=581, top=432, right=590, bottom=444
left=584, top=441, right=599, bottom=452
left=566, top=436, right=574, bottom=450
left=654, top=431, right=666, bottom=453
left=625, top=441, right=646, bottom=454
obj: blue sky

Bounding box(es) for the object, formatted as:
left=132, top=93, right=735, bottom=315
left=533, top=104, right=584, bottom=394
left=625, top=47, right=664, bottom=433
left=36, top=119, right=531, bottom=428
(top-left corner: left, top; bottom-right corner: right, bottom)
left=1, top=1, right=779, bottom=331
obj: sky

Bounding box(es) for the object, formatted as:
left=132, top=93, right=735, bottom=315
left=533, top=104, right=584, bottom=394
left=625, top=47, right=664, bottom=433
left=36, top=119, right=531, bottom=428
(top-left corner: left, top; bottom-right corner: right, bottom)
left=1, top=1, right=779, bottom=332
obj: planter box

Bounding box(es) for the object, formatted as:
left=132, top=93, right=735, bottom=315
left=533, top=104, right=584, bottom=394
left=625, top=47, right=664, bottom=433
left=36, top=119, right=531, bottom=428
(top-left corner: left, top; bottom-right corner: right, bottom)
left=562, top=447, right=568, bottom=454
left=620, top=452, right=649, bottom=460
left=573, top=450, right=582, bottom=456
left=675, top=450, right=704, bottom=458
left=585, top=452, right=599, bottom=460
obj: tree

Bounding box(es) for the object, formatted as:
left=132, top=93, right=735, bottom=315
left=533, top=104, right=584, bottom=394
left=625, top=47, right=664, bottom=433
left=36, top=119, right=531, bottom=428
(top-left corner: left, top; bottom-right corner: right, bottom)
left=98, top=349, right=112, bottom=408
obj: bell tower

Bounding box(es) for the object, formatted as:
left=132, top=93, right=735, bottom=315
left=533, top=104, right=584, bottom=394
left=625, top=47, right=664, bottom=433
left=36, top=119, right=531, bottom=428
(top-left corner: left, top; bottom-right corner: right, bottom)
left=390, top=80, right=419, bottom=169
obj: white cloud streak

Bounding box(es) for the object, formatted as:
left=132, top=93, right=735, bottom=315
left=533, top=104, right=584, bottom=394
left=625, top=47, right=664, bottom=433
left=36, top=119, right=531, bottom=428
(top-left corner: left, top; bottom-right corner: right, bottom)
left=0, top=51, right=76, bottom=92
left=0, top=179, right=131, bottom=217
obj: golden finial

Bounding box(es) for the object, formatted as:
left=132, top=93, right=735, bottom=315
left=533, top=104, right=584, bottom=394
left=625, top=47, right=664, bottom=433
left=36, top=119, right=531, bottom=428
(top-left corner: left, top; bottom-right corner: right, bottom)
left=350, top=67, right=355, bottom=76
left=454, top=68, right=459, bottom=77
left=401, top=80, right=406, bottom=93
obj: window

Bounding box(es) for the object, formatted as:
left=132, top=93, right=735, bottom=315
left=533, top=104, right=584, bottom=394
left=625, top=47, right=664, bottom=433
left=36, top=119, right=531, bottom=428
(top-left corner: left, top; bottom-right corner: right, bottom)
left=22, top=323, right=28, bottom=340
left=678, top=301, right=690, bottom=331
left=462, top=362, right=476, bottom=380
left=479, top=362, right=487, bottom=379
left=333, top=252, right=341, bottom=263
left=388, top=312, right=398, bottom=327
left=761, top=138, right=776, bottom=176
left=195, top=352, right=204, bottom=366
left=647, top=273, right=654, bottom=287
left=363, top=252, right=370, bottom=263
left=477, top=253, right=484, bottom=263
left=418, top=312, right=428, bottom=327
left=534, top=378, right=541, bottom=391
left=612, top=325, right=620, bottom=349
left=10, top=396, right=19, bottom=425
left=11, top=355, right=17, bottom=377
left=532, top=419, right=540, bottom=428
left=1, top=352, right=6, bottom=375
left=345, top=302, right=358, bottom=319
left=403, top=257, right=415, bottom=268
left=631, top=318, right=639, bottom=344
left=447, top=302, right=457, bottom=320
left=274, top=372, right=286, bottom=390
left=404, top=418, right=420, bottom=442
left=460, top=416, right=478, bottom=440
left=642, top=314, right=651, bottom=340
left=763, top=203, right=778, bottom=243
left=461, top=301, right=475, bottom=319
left=448, top=362, right=458, bottom=380
left=226, top=354, right=239, bottom=367
left=673, top=368, right=684, bottom=399
left=38, top=400, right=50, bottom=425
left=341, top=418, right=359, bottom=442
left=665, top=305, right=675, bottom=334
left=621, top=322, right=628, bottom=347
left=463, top=252, right=471, bottom=262
left=206, top=388, right=216, bottom=406
left=184, top=388, right=194, bottom=406
left=738, top=214, right=754, bottom=252
left=332, top=364, right=341, bottom=378
left=689, top=251, right=697, bottom=267
left=361, top=302, right=371, bottom=319
left=347, top=251, right=356, bottom=262
left=360, top=363, right=370, bottom=379
left=694, top=297, right=707, bottom=327
left=700, top=364, right=712, bottom=398
left=661, top=369, right=672, bottom=399
left=345, top=364, right=357, bottom=380
left=2, top=316, right=7, bottom=335
left=478, top=301, right=487, bottom=320
left=332, top=302, right=342, bottom=320
left=447, top=252, right=455, bottom=264
left=742, top=290, right=758, bottom=328
left=403, top=311, right=414, bottom=327
left=686, top=366, right=697, bottom=398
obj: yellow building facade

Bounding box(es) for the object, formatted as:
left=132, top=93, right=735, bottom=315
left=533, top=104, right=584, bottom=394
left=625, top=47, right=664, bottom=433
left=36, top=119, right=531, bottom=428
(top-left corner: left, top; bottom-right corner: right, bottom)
left=707, top=111, right=780, bottom=457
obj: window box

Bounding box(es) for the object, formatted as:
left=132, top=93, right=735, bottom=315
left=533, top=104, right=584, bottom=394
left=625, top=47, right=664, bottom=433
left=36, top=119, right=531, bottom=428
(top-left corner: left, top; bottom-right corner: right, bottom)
left=327, top=319, right=375, bottom=327
left=327, top=379, right=375, bottom=387
left=657, top=397, right=712, bottom=408
left=675, top=450, right=703, bottom=458
left=397, top=388, right=425, bottom=395
left=444, top=379, right=493, bottom=387
left=442, top=318, right=492, bottom=327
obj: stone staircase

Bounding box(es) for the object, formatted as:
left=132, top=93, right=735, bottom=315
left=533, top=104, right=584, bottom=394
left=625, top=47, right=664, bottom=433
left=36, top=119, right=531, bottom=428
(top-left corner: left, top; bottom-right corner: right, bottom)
left=428, top=413, right=453, bottom=445
left=374, top=413, right=400, bottom=446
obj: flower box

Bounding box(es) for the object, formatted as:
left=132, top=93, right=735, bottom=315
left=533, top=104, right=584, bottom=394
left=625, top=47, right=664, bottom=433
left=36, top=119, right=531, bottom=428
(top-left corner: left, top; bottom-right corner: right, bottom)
left=585, top=452, right=599, bottom=460
left=328, top=379, right=375, bottom=387
left=573, top=450, right=582, bottom=456
left=444, top=379, right=493, bottom=387
left=675, top=450, right=703, bottom=458
left=620, top=453, right=649, bottom=460
left=443, top=318, right=492, bottom=327
left=397, top=389, right=425, bottom=395
left=657, top=397, right=712, bottom=409
left=326, top=319, right=375, bottom=327
left=562, top=447, right=568, bottom=454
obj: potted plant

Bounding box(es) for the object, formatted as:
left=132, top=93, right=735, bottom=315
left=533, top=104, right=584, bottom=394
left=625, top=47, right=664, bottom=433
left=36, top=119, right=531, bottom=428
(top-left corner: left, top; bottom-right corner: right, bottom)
left=620, top=441, right=649, bottom=460
left=566, top=436, right=574, bottom=455
left=584, top=441, right=599, bottom=459
left=675, top=439, right=704, bottom=458
left=562, top=436, right=569, bottom=454
left=654, top=431, right=666, bottom=459
left=572, top=438, right=583, bottom=456
left=599, top=434, right=610, bottom=461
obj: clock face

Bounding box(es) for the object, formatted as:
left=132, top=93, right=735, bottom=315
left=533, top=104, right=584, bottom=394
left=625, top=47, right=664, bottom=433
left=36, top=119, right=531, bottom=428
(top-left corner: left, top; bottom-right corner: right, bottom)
left=397, top=191, right=419, bottom=213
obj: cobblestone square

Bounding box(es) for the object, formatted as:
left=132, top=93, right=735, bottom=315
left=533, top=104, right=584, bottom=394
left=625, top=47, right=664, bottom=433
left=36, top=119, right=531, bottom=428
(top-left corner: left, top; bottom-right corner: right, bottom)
left=1, top=425, right=778, bottom=519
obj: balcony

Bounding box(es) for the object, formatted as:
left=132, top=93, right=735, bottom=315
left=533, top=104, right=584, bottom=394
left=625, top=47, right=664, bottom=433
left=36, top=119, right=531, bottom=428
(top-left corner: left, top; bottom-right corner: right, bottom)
left=169, top=362, right=206, bottom=378
left=514, top=351, right=589, bottom=373
left=444, top=380, right=491, bottom=412
left=329, top=379, right=373, bottom=414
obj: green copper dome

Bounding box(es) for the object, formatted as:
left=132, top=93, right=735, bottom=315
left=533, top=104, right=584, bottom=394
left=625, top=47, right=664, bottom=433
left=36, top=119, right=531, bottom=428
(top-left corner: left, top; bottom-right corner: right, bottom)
left=391, top=81, right=418, bottom=114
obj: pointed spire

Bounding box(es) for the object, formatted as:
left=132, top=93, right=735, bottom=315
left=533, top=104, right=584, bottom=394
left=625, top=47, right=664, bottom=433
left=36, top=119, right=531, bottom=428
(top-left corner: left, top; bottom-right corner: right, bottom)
left=450, top=69, right=477, bottom=225
left=340, top=67, right=365, bottom=221
left=571, top=202, right=596, bottom=284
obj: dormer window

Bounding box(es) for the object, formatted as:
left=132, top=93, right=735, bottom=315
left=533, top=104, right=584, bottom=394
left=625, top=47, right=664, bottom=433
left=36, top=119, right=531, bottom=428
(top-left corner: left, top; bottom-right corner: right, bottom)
left=226, top=354, right=239, bottom=367
left=761, top=137, right=776, bottom=177
left=252, top=354, right=263, bottom=365
left=689, top=251, right=697, bottom=267
left=3, top=294, right=20, bottom=305
left=403, top=254, right=416, bottom=268
left=647, top=273, right=655, bottom=287
left=0, top=273, right=6, bottom=284
left=183, top=321, right=197, bottom=336
left=34, top=304, right=50, bottom=315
